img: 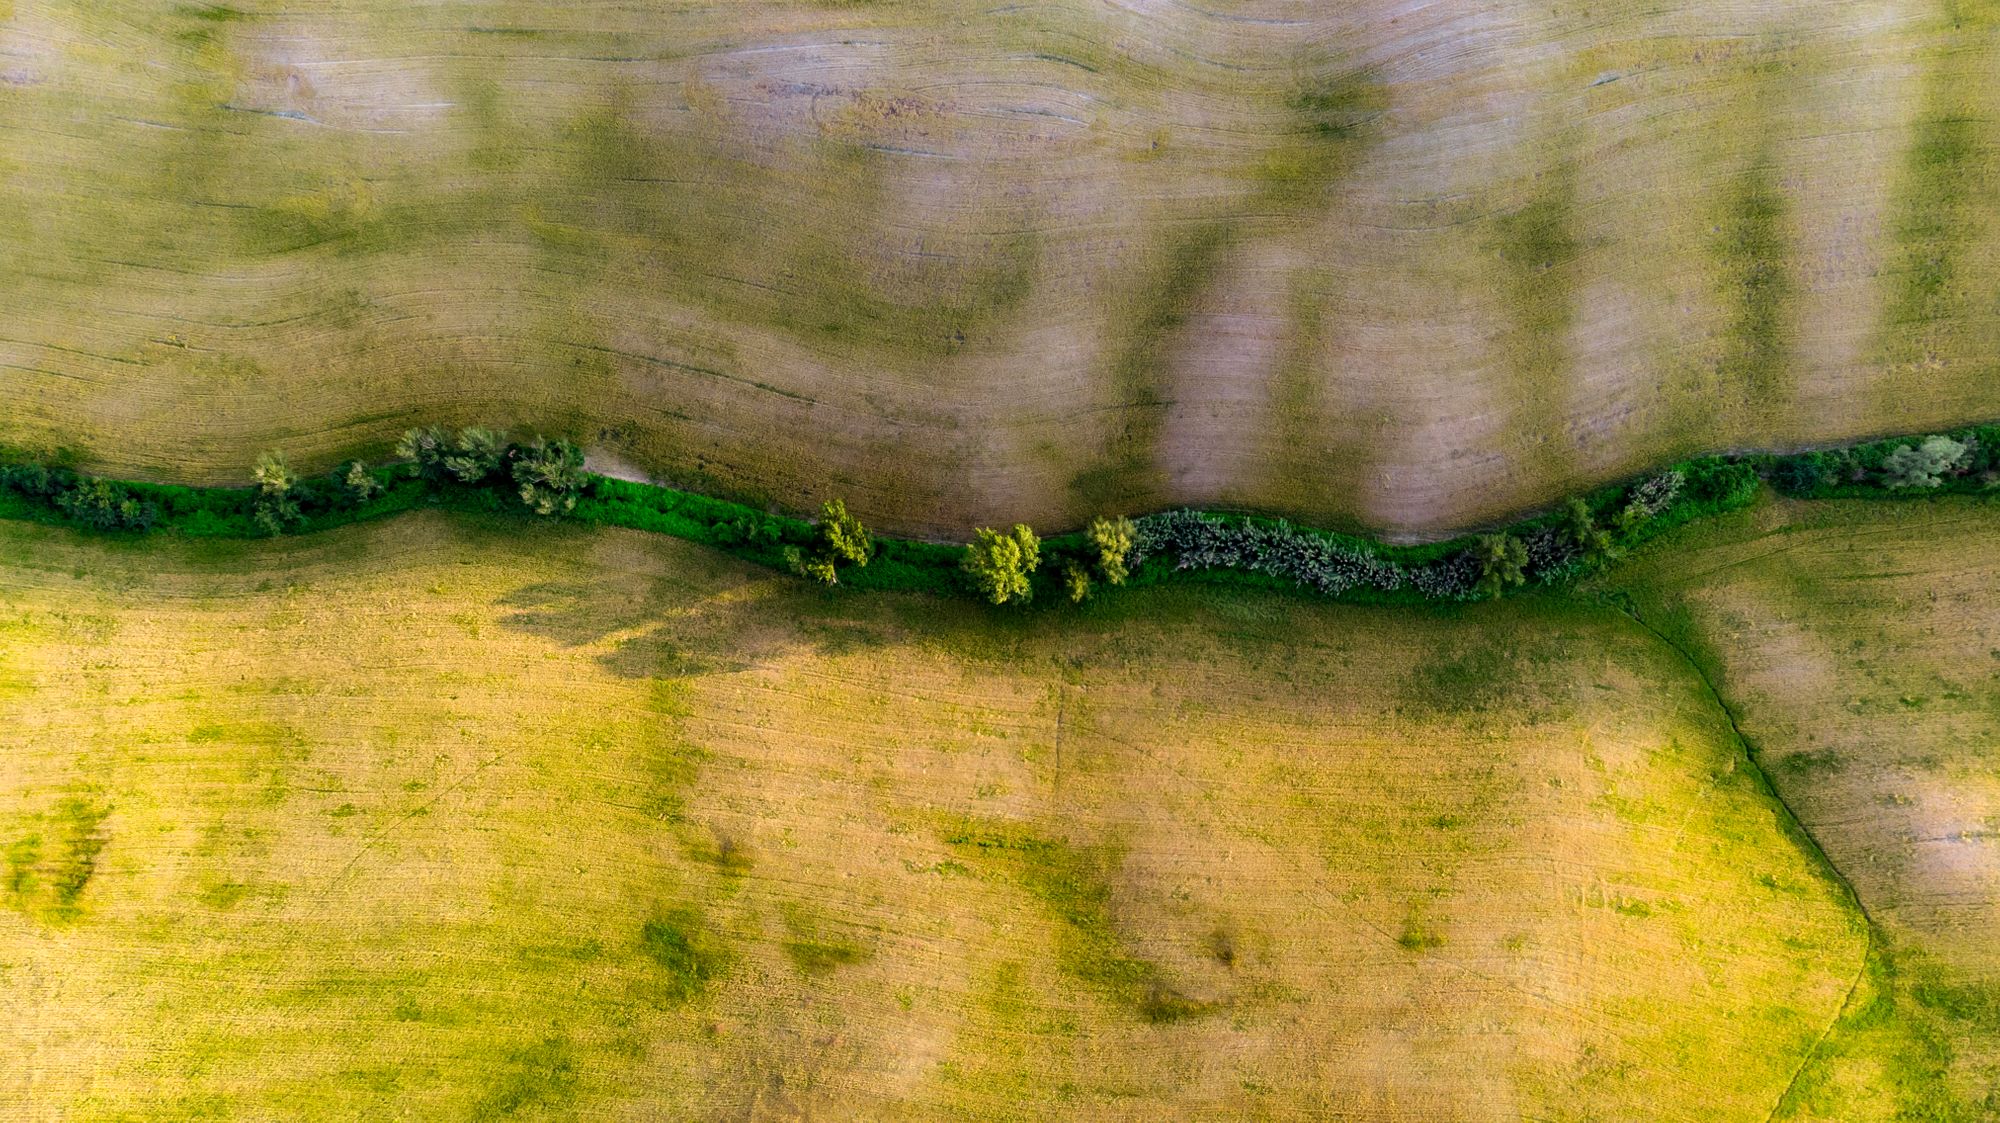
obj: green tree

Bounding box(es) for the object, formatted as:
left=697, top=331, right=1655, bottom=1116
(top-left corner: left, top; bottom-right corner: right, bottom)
left=512, top=438, right=586, bottom=516
left=335, top=460, right=381, bottom=506
left=1471, top=533, right=1527, bottom=599
left=442, top=427, right=508, bottom=484
left=1560, top=498, right=1616, bottom=564
left=785, top=499, right=873, bottom=585
left=395, top=426, right=453, bottom=482
left=1085, top=515, right=1136, bottom=586
left=815, top=498, right=872, bottom=567
left=251, top=450, right=302, bottom=536
left=1882, top=435, right=1968, bottom=489
left=964, top=524, right=1041, bottom=605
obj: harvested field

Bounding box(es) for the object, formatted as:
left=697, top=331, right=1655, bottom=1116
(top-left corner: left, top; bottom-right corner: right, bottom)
left=3, top=2, right=2000, bottom=538
left=0, top=512, right=1861, bottom=1119
left=1605, top=495, right=2000, bottom=1120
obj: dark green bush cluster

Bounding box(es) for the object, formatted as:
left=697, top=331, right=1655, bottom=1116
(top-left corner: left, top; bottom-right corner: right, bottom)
left=1764, top=425, right=2000, bottom=497
left=0, top=464, right=160, bottom=532
left=392, top=426, right=590, bottom=519
left=0, top=446, right=412, bottom=539
left=1125, top=459, right=1754, bottom=602
left=1130, top=509, right=1479, bottom=600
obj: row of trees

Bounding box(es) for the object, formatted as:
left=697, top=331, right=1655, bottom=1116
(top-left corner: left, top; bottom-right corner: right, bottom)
left=247, top=427, right=588, bottom=535
left=0, top=466, right=164, bottom=532
left=1770, top=432, right=1995, bottom=494
left=393, top=426, right=587, bottom=515
left=1467, top=468, right=1688, bottom=597
left=958, top=516, right=1134, bottom=606
left=784, top=502, right=1137, bottom=607
left=5, top=422, right=1969, bottom=605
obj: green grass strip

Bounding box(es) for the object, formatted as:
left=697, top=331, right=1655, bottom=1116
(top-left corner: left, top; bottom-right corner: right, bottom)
left=3, top=424, right=1998, bottom=607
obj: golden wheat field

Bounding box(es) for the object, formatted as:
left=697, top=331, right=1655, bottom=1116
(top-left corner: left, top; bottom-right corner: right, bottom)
left=0, top=511, right=1877, bottom=1120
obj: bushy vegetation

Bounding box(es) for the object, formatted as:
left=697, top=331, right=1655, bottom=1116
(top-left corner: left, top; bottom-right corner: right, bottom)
left=1130, top=509, right=1478, bottom=600
left=1471, top=534, right=1528, bottom=599
left=1764, top=425, right=2000, bottom=498
left=1561, top=497, right=1617, bottom=564
left=0, top=420, right=1991, bottom=607
left=387, top=427, right=591, bottom=518
left=1881, top=435, right=1969, bottom=489
left=55, top=477, right=160, bottom=533
left=785, top=499, right=873, bottom=585
left=251, top=451, right=303, bottom=536
left=963, top=524, right=1041, bottom=605
left=1052, top=515, right=1136, bottom=602
left=398, top=426, right=509, bottom=486
left=336, top=460, right=382, bottom=506
left=511, top=438, right=587, bottom=516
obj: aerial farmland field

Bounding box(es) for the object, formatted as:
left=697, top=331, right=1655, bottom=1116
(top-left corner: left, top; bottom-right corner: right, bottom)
left=5, top=0, right=2000, bottom=1119
left=0, top=514, right=1867, bottom=1119
left=5, top=2, right=2000, bottom=536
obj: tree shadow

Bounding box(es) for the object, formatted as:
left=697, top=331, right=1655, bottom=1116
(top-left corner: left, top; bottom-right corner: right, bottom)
left=493, top=568, right=906, bottom=681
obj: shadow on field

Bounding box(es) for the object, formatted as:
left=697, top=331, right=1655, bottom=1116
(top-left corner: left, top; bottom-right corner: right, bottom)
left=493, top=571, right=912, bottom=681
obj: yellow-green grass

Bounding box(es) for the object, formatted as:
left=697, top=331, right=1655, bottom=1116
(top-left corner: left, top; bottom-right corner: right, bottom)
left=1604, top=495, right=2000, bottom=1120
left=0, top=513, right=1858, bottom=1119
left=4, top=2, right=2000, bottom=539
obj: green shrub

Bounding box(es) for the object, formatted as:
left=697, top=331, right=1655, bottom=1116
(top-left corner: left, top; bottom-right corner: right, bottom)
left=1061, top=559, right=1093, bottom=603
left=964, top=524, right=1041, bottom=605
left=251, top=450, right=303, bottom=536
left=1881, top=435, right=1969, bottom=489
left=511, top=438, right=586, bottom=516
left=334, top=460, right=382, bottom=506
left=1769, top=450, right=1844, bottom=496
left=55, top=478, right=158, bottom=532
left=0, top=462, right=62, bottom=501
left=785, top=498, right=873, bottom=585
left=1471, top=533, right=1527, bottom=599
left=711, top=514, right=784, bottom=549
left=1615, top=468, right=1686, bottom=532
